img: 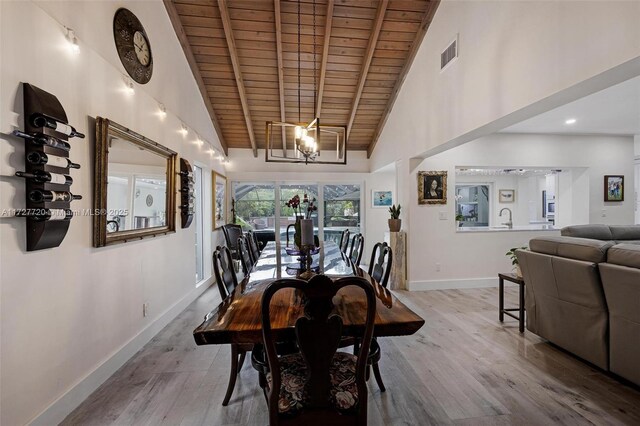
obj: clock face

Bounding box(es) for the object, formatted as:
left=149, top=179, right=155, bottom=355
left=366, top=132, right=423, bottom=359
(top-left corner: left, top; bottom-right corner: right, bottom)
left=113, top=8, right=153, bottom=84
left=133, top=31, right=150, bottom=66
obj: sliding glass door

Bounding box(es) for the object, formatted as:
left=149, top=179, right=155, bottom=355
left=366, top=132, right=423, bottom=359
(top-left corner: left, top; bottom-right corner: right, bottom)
left=323, top=184, right=361, bottom=244
left=232, top=181, right=362, bottom=246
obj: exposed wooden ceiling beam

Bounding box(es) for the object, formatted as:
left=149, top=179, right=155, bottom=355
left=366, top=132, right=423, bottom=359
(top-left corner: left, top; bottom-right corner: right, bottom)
left=316, top=0, right=334, bottom=117
left=274, top=0, right=287, bottom=154
left=217, top=0, right=258, bottom=157
left=346, top=0, right=388, bottom=140
left=367, top=1, right=440, bottom=158
left=163, top=0, right=228, bottom=156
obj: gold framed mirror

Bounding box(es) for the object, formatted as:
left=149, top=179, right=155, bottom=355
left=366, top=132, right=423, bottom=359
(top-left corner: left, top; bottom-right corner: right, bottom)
left=212, top=172, right=227, bottom=229
left=94, top=117, right=176, bottom=247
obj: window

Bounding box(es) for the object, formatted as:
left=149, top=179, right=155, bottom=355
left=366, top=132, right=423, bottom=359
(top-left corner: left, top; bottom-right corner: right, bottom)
left=232, top=182, right=276, bottom=232
left=323, top=184, right=361, bottom=243
left=231, top=181, right=363, bottom=247
left=194, top=166, right=204, bottom=283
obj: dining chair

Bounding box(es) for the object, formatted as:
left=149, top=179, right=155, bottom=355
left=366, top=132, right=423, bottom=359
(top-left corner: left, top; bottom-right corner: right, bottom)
left=339, top=229, right=351, bottom=254
left=260, top=274, right=375, bottom=425
left=348, top=233, right=365, bottom=267
left=212, top=245, right=252, bottom=406
left=246, top=229, right=261, bottom=260
left=221, top=224, right=243, bottom=260
left=237, top=235, right=255, bottom=275
left=368, top=242, right=393, bottom=288
left=286, top=223, right=295, bottom=246
left=358, top=241, right=394, bottom=392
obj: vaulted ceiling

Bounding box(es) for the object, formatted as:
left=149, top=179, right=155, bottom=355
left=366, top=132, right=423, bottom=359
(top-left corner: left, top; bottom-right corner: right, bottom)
left=164, top=0, right=439, bottom=157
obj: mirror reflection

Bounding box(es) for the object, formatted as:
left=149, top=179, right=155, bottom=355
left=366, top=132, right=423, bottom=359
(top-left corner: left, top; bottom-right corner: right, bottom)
left=94, top=117, right=176, bottom=247
left=106, top=137, right=168, bottom=233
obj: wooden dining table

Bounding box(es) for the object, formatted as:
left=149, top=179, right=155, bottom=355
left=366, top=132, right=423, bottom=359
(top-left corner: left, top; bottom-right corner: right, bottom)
left=193, top=241, right=425, bottom=345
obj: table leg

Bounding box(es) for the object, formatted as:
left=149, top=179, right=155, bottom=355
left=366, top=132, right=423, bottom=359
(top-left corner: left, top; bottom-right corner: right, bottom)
left=519, top=282, right=525, bottom=333
left=499, top=277, right=504, bottom=322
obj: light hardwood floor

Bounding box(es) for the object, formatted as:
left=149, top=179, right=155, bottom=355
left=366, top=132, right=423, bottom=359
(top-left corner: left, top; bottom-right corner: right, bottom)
left=62, top=286, right=640, bottom=425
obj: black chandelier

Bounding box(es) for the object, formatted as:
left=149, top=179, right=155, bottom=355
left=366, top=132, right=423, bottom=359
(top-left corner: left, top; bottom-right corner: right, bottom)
left=265, top=0, right=347, bottom=165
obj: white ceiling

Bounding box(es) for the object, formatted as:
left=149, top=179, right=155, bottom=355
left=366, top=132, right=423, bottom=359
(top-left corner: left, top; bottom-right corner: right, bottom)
left=501, top=75, right=640, bottom=136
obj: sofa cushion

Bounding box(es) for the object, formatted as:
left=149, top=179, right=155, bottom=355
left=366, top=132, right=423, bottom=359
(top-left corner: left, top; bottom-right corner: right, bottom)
left=607, top=244, right=640, bottom=269
left=614, top=240, right=640, bottom=245
left=560, top=224, right=613, bottom=240
left=529, top=236, right=613, bottom=263
left=609, top=225, right=640, bottom=241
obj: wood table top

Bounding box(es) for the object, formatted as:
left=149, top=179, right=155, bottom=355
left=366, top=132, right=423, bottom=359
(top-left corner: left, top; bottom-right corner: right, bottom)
left=194, top=241, right=425, bottom=345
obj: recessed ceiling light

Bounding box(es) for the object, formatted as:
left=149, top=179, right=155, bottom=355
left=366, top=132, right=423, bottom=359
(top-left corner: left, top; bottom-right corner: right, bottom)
left=565, top=118, right=577, bottom=125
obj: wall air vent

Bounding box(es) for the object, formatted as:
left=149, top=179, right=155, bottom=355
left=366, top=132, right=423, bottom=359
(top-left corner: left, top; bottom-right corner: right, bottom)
left=441, top=36, right=458, bottom=70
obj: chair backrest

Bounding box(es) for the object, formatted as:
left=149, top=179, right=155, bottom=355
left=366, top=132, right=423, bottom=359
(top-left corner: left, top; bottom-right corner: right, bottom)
left=212, top=245, right=238, bottom=299
left=348, top=233, right=364, bottom=267
left=286, top=223, right=295, bottom=246
left=237, top=235, right=255, bottom=275
left=246, top=230, right=261, bottom=260
left=339, top=229, right=351, bottom=253
left=261, top=274, right=375, bottom=424
left=368, top=242, right=392, bottom=288
left=221, top=224, right=243, bottom=257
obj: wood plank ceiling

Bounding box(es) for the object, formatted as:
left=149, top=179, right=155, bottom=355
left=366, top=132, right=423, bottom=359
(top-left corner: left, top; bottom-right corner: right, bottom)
left=164, top=0, right=439, bottom=157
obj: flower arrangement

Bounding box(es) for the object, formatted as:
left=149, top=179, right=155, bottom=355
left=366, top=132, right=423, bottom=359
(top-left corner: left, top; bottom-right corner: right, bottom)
left=285, top=194, right=317, bottom=219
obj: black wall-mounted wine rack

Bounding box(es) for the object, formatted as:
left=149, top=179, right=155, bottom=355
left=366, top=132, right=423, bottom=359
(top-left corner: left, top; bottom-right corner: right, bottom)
left=13, top=83, right=84, bottom=251
left=179, top=158, right=195, bottom=228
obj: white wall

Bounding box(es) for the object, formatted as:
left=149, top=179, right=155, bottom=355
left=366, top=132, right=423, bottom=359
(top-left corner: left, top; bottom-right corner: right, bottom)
left=370, top=0, right=640, bottom=171
left=365, top=164, right=397, bottom=259
left=408, top=133, right=635, bottom=290
left=0, top=2, right=226, bottom=425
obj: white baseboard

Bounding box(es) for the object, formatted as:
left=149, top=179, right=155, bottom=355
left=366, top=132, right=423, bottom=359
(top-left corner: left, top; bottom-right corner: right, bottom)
left=30, top=278, right=215, bottom=426
left=409, top=277, right=501, bottom=291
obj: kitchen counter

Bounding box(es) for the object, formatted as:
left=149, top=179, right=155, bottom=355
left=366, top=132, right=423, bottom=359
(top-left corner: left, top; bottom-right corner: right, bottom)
left=457, top=224, right=558, bottom=233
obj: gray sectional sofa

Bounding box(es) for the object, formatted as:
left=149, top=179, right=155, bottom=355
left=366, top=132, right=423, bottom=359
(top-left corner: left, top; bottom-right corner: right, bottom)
left=516, top=225, right=640, bottom=386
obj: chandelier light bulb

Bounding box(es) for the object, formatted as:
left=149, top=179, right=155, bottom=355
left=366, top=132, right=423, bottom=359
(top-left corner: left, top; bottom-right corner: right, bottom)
left=179, top=123, right=188, bottom=137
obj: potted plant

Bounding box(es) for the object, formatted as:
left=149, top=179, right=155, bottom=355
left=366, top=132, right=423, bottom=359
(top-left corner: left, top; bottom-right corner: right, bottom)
left=506, top=246, right=527, bottom=277
left=388, top=204, right=402, bottom=232
left=455, top=213, right=464, bottom=227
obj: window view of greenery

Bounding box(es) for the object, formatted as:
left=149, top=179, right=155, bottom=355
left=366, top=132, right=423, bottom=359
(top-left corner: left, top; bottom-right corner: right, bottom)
left=323, top=184, right=360, bottom=243
left=232, top=183, right=276, bottom=231
left=231, top=182, right=361, bottom=245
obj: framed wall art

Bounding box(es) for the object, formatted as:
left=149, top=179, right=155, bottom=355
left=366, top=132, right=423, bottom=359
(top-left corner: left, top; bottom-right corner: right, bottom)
left=499, top=189, right=515, bottom=203
left=213, top=172, right=227, bottom=229
left=604, top=175, right=624, bottom=202
left=372, top=190, right=393, bottom=208
left=418, top=171, right=447, bottom=205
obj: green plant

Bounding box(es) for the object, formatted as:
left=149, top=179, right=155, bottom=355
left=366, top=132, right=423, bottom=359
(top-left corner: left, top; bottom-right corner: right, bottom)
left=389, top=204, right=401, bottom=219
left=455, top=214, right=464, bottom=221
left=506, top=247, right=527, bottom=265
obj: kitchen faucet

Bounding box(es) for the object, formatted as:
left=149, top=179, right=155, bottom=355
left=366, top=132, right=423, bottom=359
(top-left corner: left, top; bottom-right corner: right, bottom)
left=499, top=208, right=513, bottom=229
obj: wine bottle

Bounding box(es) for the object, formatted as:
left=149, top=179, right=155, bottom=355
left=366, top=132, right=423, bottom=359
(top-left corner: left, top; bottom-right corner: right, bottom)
left=15, top=208, right=73, bottom=221
left=12, top=130, right=71, bottom=151
left=15, top=170, right=73, bottom=185
left=26, top=151, right=81, bottom=169
left=29, top=114, right=85, bottom=138
left=29, top=190, right=82, bottom=203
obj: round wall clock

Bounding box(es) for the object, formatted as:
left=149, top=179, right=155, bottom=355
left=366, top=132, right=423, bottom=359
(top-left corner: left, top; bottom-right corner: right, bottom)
left=146, top=194, right=154, bottom=207
left=113, top=8, right=153, bottom=84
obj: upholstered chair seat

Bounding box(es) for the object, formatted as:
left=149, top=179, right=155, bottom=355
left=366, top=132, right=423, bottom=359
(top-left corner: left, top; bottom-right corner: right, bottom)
left=266, top=352, right=359, bottom=415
